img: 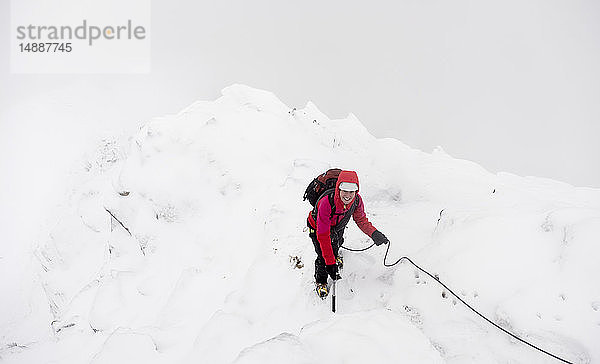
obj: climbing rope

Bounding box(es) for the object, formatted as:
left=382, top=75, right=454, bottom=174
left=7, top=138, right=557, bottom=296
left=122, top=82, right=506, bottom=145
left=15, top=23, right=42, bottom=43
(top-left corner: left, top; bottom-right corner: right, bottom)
left=341, top=242, right=375, bottom=252
left=341, top=242, right=574, bottom=364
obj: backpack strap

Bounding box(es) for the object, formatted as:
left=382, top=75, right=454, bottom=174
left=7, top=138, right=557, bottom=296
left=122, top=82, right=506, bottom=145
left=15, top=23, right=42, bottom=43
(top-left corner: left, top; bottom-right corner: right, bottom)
left=311, top=188, right=335, bottom=221
left=327, top=192, right=336, bottom=219
left=331, top=196, right=358, bottom=235
left=311, top=189, right=359, bottom=232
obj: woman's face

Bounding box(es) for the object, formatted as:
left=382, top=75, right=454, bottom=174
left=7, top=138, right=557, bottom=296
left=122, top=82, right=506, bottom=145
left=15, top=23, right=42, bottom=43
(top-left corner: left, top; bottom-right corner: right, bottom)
left=339, top=189, right=356, bottom=205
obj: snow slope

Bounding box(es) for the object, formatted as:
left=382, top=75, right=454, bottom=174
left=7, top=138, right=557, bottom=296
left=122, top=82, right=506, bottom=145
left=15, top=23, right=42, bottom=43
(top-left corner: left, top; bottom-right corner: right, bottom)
left=2, top=85, right=599, bottom=363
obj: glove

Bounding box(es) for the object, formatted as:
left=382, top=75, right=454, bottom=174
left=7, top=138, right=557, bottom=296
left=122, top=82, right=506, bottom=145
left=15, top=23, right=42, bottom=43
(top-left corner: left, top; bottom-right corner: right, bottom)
left=371, top=230, right=389, bottom=246
left=326, top=264, right=338, bottom=280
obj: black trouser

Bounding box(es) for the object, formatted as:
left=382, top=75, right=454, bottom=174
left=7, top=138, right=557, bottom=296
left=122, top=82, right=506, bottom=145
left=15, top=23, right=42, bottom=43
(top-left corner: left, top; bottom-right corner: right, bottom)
left=309, top=226, right=344, bottom=284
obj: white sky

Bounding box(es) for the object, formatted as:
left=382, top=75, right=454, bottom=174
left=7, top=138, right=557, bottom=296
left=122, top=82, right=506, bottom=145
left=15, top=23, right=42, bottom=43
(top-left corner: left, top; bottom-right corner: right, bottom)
left=1, top=0, right=600, bottom=241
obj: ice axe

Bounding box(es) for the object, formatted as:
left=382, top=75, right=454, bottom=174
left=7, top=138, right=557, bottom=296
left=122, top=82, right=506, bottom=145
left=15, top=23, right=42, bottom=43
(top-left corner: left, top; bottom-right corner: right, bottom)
left=331, top=278, right=337, bottom=313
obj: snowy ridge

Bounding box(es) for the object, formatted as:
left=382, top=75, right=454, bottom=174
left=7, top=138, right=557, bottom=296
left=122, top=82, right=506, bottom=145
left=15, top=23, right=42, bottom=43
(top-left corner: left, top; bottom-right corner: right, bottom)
left=2, top=85, right=599, bottom=363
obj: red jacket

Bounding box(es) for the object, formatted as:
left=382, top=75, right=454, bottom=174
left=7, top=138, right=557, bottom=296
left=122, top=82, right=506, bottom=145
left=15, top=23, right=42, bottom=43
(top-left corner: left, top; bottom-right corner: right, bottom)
left=307, top=170, right=376, bottom=265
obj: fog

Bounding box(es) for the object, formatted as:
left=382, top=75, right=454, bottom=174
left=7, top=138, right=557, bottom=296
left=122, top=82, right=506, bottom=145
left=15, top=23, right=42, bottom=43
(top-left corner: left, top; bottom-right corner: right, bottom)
left=1, top=0, right=599, bottom=249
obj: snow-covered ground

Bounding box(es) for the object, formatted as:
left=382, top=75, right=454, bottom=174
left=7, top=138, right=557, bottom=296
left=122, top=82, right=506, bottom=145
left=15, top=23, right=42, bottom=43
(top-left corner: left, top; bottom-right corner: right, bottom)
left=1, top=85, right=599, bottom=363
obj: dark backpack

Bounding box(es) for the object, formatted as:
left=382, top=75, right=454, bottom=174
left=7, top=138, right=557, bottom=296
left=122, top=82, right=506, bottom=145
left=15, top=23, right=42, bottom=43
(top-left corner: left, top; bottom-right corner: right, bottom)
left=303, top=168, right=342, bottom=206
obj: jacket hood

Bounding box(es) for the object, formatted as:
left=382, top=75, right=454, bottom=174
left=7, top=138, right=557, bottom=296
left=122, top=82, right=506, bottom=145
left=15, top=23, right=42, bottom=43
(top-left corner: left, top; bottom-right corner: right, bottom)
left=335, top=170, right=359, bottom=208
